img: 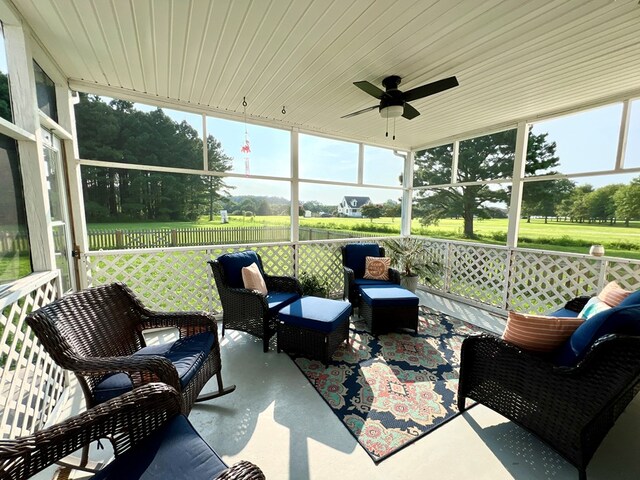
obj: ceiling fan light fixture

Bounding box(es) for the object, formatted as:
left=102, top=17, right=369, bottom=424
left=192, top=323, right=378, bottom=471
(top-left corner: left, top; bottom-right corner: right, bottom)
left=380, top=104, right=403, bottom=118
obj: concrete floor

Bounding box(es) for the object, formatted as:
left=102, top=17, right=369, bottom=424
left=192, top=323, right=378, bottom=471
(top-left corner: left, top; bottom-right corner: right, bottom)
left=36, top=291, right=640, bottom=479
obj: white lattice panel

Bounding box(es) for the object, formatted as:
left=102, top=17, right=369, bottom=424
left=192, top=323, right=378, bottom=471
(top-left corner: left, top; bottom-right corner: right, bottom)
left=411, top=238, right=448, bottom=290
left=298, top=242, right=345, bottom=297
left=508, top=250, right=601, bottom=314
left=86, top=249, right=212, bottom=312
left=1, top=273, right=64, bottom=439
left=605, top=259, right=640, bottom=290
left=447, top=243, right=508, bottom=308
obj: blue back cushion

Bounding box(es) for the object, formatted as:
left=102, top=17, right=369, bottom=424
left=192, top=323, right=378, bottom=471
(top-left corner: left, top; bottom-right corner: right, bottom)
left=618, top=289, right=640, bottom=307
left=218, top=251, right=262, bottom=288
left=555, top=304, right=640, bottom=366
left=344, top=244, right=381, bottom=278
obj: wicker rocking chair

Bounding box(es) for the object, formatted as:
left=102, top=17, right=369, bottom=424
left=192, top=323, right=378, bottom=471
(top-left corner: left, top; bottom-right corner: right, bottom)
left=0, top=383, right=265, bottom=480
left=26, top=283, right=235, bottom=416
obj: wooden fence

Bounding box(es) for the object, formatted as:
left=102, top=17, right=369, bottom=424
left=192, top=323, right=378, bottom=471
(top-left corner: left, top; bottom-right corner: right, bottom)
left=0, top=226, right=379, bottom=252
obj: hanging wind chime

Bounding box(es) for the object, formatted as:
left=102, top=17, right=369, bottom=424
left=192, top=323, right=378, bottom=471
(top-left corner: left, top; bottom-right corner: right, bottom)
left=240, top=97, right=251, bottom=176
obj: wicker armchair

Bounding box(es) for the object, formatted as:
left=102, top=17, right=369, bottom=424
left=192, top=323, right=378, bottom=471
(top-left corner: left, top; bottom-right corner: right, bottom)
left=0, top=383, right=265, bottom=480
left=457, top=333, right=640, bottom=480
left=209, top=251, right=302, bottom=352
left=341, top=243, right=401, bottom=309
left=25, top=283, right=235, bottom=415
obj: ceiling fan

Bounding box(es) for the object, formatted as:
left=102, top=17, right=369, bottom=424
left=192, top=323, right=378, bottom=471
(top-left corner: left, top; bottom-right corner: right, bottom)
left=342, top=75, right=459, bottom=121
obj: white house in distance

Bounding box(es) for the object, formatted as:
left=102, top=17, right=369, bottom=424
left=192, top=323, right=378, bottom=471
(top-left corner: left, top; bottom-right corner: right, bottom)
left=337, top=196, right=371, bottom=218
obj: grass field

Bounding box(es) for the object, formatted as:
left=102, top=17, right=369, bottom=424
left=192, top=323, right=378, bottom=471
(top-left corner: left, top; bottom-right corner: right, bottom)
left=87, top=215, right=640, bottom=259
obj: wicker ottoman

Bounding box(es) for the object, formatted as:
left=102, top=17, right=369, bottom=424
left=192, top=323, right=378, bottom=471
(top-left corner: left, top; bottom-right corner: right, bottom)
left=359, top=286, right=419, bottom=335
left=277, top=297, right=351, bottom=363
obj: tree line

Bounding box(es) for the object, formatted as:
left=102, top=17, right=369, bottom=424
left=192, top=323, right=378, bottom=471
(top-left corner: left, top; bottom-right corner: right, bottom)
left=76, top=95, right=232, bottom=222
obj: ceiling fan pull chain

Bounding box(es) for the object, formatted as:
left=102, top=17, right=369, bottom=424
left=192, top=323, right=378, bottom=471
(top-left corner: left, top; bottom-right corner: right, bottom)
left=385, top=111, right=389, bottom=137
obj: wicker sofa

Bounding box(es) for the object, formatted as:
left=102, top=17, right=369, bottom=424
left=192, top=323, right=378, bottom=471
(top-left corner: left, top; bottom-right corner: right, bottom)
left=0, top=383, right=264, bottom=480
left=26, top=282, right=235, bottom=414
left=458, top=296, right=640, bottom=480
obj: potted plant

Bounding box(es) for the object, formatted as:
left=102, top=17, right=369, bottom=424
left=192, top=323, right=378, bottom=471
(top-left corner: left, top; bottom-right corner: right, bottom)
left=383, top=237, right=441, bottom=292
left=298, top=271, right=329, bottom=298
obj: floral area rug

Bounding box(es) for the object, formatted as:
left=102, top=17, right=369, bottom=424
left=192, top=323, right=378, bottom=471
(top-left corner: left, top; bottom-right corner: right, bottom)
left=288, top=305, right=485, bottom=462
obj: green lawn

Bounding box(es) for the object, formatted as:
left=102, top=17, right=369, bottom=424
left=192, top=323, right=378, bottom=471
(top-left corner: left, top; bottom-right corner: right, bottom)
left=85, top=215, right=640, bottom=259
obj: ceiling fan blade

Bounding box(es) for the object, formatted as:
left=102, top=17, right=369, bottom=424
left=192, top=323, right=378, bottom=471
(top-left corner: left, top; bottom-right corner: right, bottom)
left=341, top=105, right=379, bottom=119
left=403, top=76, right=459, bottom=102
left=402, top=103, right=420, bottom=120
left=353, top=81, right=385, bottom=99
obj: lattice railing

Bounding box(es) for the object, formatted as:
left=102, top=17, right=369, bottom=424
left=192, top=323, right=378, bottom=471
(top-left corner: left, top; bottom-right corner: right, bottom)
left=82, top=237, right=640, bottom=317
left=0, top=271, right=63, bottom=439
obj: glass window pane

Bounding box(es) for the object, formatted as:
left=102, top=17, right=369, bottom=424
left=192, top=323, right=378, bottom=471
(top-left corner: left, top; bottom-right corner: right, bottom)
left=299, top=134, right=358, bottom=182
left=33, top=61, right=58, bottom=122
left=52, top=223, right=70, bottom=290
left=412, top=183, right=510, bottom=243
left=458, top=130, right=516, bottom=182
left=624, top=99, right=640, bottom=169
left=0, top=23, right=13, bottom=123
left=299, top=183, right=401, bottom=238
left=529, top=103, right=623, bottom=175
left=363, top=145, right=403, bottom=187
left=75, top=96, right=207, bottom=170
left=0, top=133, right=32, bottom=286
left=206, top=117, right=290, bottom=177
left=414, top=143, right=453, bottom=187
left=519, top=173, right=640, bottom=259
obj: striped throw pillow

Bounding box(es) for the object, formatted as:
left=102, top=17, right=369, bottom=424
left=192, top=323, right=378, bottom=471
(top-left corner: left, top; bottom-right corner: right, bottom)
left=502, top=311, right=584, bottom=353
left=597, top=281, right=632, bottom=307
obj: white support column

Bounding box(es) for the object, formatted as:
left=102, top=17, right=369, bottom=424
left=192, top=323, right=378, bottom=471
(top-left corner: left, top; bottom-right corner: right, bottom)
left=4, top=23, right=55, bottom=272
left=58, top=87, right=90, bottom=288
left=615, top=100, right=631, bottom=171
left=400, top=150, right=413, bottom=236
left=357, top=143, right=364, bottom=184
left=290, top=128, right=299, bottom=244
left=451, top=140, right=459, bottom=183
left=506, top=121, right=529, bottom=248
left=202, top=113, right=208, bottom=171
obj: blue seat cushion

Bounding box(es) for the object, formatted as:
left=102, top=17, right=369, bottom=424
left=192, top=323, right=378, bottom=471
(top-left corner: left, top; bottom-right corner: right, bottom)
left=217, top=251, right=263, bottom=288
left=359, top=286, right=419, bottom=307
left=555, top=304, right=640, bottom=366
left=91, top=414, right=227, bottom=480
left=619, top=289, right=640, bottom=307
left=278, top=297, right=351, bottom=333
left=353, top=278, right=395, bottom=288
left=548, top=307, right=580, bottom=318
left=344, top=244, right=381, bottom=279
left=93, top=332, right=214, bottom=404
left=267, top=291, right=300, bottom=315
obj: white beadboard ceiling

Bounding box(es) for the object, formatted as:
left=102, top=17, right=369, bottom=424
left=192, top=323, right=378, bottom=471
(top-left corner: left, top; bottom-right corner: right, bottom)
left=13, top=0, right=640, bottom=150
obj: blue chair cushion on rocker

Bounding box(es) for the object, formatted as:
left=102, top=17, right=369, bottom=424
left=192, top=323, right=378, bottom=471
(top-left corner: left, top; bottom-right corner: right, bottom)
left=217, top=251, right=263, bottom=288
left=94, top=332, right=215, bottom=404
left=343, top=244, right=382, bottom=278
left=92, top=414, right=227, bottom=480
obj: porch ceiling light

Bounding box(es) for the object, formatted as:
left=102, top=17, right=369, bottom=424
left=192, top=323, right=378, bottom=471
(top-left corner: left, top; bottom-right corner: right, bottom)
left=379, top=105, right=403, bottom=118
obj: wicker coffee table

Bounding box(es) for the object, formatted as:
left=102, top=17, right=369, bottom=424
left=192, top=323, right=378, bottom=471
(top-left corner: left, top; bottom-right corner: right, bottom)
left=359, top=285, right=419, bottom=335
left=277, top=297, right=351, bottom=363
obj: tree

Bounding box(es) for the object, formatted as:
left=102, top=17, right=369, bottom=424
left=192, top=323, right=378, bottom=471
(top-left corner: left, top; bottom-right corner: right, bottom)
left=204, top=136, right=232, bottom=220
left=382, top=200, right=401, bottom=221
left=586, top=184, right=622, bottom=224
left=521, top=178, right=575, bottom=223
left=614, top=178, right=640, bottom=227
left=0, top=72, right=12, bottom=122
left=361, top=203, right=383, bottom=222
left=413, top=130, right=560, bottom=238
left=558, top=184, right=593, bottom=223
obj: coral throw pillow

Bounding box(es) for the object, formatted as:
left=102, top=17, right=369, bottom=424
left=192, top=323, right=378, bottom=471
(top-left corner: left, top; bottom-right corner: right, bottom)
left=597, top=281, right=632, bottom=307
left=363, top=256, right=390, bottom=281
left=241, top=262, right=267, bottom=295
left=502, top=311, right=584, bottom=353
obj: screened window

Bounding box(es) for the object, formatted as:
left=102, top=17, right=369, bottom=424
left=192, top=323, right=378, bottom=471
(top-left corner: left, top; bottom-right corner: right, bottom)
left=299, top=134, right=358, bottom=182
left=414, top=143, right=453, bottom=187
left=624, top=99, right=640, bottom=169
left=0, top=23, right=13, bottom=123
left=0, top=133, right=32, bottom=286
left=363, top=145, right=403, bottom=187
left=33, top=61, right=58, bottom=122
